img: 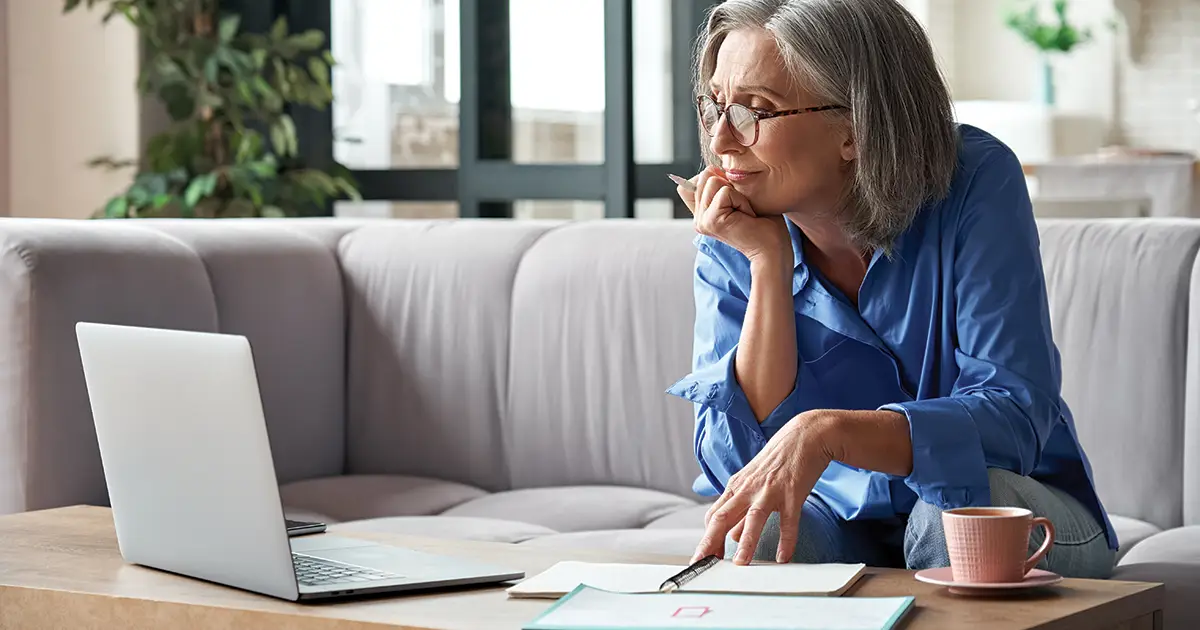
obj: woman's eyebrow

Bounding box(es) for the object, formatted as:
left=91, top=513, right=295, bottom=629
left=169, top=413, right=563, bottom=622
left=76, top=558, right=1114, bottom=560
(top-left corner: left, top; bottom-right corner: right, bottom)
left=707, top=84, right=788, bottom=101
left=740, top=85, right=787, bottom=100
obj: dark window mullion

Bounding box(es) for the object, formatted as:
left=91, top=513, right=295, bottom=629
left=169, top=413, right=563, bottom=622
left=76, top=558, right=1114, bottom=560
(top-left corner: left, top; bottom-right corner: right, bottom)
left=459, top=0, right=512, bottom=217
left=284, top=0, right=335, bottom=215
left=353, top=170, right=458, bottom=201
left=604, top=0, right=635, bottom=218
left=670, top=0, right=710, bottom=218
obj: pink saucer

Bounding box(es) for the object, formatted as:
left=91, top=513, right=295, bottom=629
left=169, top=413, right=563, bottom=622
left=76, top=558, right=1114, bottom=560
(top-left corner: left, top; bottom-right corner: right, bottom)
left=914, top=567, right=1063, bottom=595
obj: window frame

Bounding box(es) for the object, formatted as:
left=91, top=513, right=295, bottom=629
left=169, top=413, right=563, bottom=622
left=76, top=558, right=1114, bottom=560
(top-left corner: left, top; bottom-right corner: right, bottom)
left=260, top=0, right=712, bottom=218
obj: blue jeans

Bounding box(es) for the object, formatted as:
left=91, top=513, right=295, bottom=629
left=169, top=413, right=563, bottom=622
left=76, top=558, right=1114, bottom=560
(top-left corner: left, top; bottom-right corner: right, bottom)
left=727, top=468, right=1116, bottom=579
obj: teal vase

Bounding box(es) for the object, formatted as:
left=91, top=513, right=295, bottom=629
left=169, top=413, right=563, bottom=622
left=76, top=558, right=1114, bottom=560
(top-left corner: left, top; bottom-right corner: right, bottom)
left=1039, top=56, right=1056, bottom=107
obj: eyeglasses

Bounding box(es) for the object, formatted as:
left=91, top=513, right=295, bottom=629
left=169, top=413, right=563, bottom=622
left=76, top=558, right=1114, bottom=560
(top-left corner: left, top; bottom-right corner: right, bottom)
left=696, top=94, right=846, bottom=147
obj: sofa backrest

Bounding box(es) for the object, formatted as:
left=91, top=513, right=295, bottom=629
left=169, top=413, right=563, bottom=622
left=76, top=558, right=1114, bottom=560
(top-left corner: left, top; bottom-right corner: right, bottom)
left=503, top=221, right=701, bottom=496
left=1038, top=219, right=1200, bottom=530
left=0, top=218, right=357, bottom=514
left=338, top=220, right=558, bottom=492
left=339, top=218, right=1200, bottom=527
left=337, top=220, right=703, bottom=497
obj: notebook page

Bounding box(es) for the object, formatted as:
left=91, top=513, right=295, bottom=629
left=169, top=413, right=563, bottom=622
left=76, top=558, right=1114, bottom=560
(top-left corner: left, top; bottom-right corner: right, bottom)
left=507, top=561, right=682, bottom=597
left=684, top=561, right=865, bottom=595
left=524, top=586, right=915, bottom=630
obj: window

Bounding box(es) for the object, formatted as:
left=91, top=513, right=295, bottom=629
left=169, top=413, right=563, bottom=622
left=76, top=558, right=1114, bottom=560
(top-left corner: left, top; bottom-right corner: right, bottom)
left=279, top=0, right=715, bottom=219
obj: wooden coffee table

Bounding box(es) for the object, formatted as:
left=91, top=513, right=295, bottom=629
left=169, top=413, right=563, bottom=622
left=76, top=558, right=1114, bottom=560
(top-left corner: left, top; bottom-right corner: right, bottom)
left=0, top=506, right=1162, bottom=630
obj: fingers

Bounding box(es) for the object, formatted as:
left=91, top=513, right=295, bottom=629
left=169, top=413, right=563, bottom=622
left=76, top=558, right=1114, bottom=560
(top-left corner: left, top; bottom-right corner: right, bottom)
left=694, top=494, right=746, bottom=563
left=730, top=518, right=744, bottom=543
left=692, top=169, right=719, bottom=220
left=670, top=174, right=698, bottom=215
left=699, top=172, right=726, bottom=213
left=709, top=187, right=739, bottom=228
left=774, top=497, right=801, bottom=564
left=732, top=501, right=771, bottom=565
left=704, top=476, right=739, bottom=527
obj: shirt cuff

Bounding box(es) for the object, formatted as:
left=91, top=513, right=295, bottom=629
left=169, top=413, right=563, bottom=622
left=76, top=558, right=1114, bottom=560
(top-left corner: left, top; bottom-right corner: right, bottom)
left=666, top=346, right=804, bottom=435
left=879, top=398, right=992, bottom=510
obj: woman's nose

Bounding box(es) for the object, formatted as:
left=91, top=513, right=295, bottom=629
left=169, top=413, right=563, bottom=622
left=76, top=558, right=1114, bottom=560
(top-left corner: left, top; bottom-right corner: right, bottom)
left=708, top=113, right=745, bottom=156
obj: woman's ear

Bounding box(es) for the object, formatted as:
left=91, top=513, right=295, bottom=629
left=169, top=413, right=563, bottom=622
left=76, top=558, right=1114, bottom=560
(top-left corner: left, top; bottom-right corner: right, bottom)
left=839, top=132, right=858, bottom=162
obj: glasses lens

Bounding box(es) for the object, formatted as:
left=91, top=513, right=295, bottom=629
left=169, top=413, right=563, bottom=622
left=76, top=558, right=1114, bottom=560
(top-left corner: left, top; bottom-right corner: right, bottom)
left=699, top=97, right=721, bottom=135
left=726, top=104, right=756, bottom=145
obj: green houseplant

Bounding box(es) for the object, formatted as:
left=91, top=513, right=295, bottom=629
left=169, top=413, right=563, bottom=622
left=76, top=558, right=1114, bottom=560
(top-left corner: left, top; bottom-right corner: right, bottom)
left=1003, top=0, right=1093, bottom=106
left=63, top=0, right=360, bottom=218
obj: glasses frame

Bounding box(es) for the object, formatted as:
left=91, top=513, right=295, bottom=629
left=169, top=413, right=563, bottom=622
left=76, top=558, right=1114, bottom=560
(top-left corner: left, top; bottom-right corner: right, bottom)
left=696, top=94, right=846, bottom=147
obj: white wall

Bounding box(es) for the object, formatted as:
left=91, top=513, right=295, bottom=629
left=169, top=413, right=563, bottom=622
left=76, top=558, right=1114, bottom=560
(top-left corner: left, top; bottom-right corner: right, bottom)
left=923, top=0, right=1200, bottom=154
left=0, top=0, right=9, bottom=217
left=951, top=0, right=1116, bottom=134
left=5, top=1, right=141, bottom=219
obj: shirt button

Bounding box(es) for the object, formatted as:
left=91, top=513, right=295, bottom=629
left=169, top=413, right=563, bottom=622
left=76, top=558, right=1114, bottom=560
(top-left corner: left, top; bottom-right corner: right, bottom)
left=706, top=383, right=719, bottom=399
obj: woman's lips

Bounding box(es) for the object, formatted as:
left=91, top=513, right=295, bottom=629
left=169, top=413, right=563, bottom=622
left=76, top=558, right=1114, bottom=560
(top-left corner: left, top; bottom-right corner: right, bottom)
left=724, top=169, right=760, bottom=183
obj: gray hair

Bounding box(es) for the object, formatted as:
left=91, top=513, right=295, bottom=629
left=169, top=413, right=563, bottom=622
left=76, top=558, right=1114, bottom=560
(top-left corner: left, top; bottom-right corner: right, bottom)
left=694, top=0, right=958, bottom=254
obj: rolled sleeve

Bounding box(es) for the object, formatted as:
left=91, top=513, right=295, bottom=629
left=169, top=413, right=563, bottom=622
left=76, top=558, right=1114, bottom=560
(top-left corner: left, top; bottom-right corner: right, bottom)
left=879, top=398, right=990, bottom=509
left=665, top=236, right=804, bottom=495
left=666, top=346, right=804, bottom=435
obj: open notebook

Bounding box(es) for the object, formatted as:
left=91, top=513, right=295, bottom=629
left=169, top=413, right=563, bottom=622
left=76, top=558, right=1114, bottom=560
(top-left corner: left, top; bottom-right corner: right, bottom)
left=507, top=560, right=866, bottom=599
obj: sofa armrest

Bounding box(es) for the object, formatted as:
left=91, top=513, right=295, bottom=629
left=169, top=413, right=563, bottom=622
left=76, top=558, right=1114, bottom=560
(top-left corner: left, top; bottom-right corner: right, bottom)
left=0, top=219, right=219, bottom=515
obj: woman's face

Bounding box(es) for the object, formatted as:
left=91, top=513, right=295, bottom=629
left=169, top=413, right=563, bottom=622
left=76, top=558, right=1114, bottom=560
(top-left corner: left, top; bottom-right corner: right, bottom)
left=706, top=28, right=854, bottom=216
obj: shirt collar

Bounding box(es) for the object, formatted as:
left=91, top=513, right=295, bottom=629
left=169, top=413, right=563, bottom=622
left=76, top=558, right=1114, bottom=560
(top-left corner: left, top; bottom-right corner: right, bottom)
left=785, top=216, right=889, bottom=297
left=785, top=218, right=809, bottom=296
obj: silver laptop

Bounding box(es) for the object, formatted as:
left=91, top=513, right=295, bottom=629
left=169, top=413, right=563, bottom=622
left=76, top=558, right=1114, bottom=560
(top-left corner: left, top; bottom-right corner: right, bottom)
left=75, top=322, right=524, bottom=602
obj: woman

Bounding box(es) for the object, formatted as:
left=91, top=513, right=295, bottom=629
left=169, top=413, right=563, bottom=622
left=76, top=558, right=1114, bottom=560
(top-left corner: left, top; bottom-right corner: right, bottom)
left=666, top=0, right=1117, bottom=578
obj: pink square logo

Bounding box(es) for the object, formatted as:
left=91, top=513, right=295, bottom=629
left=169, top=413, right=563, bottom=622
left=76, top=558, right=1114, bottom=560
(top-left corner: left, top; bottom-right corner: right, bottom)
left=672, top=606, right=712, bottom=618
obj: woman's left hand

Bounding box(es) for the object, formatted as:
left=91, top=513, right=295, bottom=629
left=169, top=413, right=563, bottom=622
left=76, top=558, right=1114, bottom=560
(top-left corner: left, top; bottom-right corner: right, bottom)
left=692, top=411, right=837, bottom=565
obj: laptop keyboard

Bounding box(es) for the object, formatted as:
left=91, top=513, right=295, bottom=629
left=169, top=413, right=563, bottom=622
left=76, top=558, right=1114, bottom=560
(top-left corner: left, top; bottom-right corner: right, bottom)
left=292, top=552, right=403, bottom=586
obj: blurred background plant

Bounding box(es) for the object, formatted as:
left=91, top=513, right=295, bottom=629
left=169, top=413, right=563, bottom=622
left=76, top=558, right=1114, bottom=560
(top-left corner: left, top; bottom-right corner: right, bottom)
left=1004, top=0, right=1094, bottom=53
left=63, top=0, right=360, bottom=218
left=1003, top=0, right=1095, bottom=106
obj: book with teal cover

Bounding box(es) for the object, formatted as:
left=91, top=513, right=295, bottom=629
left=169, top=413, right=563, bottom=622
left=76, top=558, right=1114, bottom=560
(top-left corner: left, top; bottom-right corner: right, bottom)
left=522, top=585, right=916, bottom=630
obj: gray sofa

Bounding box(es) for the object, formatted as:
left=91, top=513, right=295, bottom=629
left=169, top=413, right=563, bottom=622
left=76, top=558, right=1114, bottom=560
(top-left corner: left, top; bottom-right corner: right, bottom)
left=0, top=216, right=1197, bottom=625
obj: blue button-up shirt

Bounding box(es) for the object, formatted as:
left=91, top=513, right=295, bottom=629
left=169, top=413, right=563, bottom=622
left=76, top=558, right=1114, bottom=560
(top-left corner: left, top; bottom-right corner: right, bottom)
left=666, top=124, right=1117, bottom=551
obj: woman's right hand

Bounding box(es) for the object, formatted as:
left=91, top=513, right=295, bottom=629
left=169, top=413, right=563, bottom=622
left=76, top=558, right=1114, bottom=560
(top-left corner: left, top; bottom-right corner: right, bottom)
left=676, top=167, right=791, bottom=265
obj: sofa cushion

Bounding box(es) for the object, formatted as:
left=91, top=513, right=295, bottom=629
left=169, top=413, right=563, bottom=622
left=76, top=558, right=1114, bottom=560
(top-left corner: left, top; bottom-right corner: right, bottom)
left=518, top=529, right=701, bottom=558
left=339, top=221, right=554, bottom=492
left=645, top=504, right=710, bottom=529
left=279, top=474, right=487, bottom=522
left=146, top=221, right=350, bottom=485
left=1038, top=220, right=1200, bottom=530
left=329, top=516, right=557, bottom=544
left=1117, top=525, right=1200, bottom=566
left=1110, top=515, right=1164, bottom=561
left=1110, top=561, right=1200, bottom=630
left=442, top=486, right=697, bottom=532
left=504, top=222, right=702, bottom=497
left=0, top=221, right=220, bottom=515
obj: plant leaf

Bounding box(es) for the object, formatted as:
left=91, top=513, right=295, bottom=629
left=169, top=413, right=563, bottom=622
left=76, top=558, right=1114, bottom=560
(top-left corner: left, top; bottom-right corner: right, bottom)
left=104, top=196, right=129, bottom=218
left=270, top=15, right=288, bottom=41
left=308, top=57, right=330, bottom=88
left=271, top=115, right=298, bottom=157
left=219, top=14, right=240, bottom=43
left=184, top=172, right=219, bottom=207
left=290, top=30, right=325, bottom=50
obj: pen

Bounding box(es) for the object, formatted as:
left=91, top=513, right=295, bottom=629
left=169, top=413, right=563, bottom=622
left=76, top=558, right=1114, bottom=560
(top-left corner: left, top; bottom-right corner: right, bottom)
left=659, top=554, right=720, bottom=593
left=668, top=173, right=697, bottom=194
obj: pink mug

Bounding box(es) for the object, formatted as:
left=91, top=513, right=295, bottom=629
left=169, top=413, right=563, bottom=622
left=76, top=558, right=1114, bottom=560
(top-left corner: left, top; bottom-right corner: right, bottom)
left=941, top=507, right=1055, bottom=583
